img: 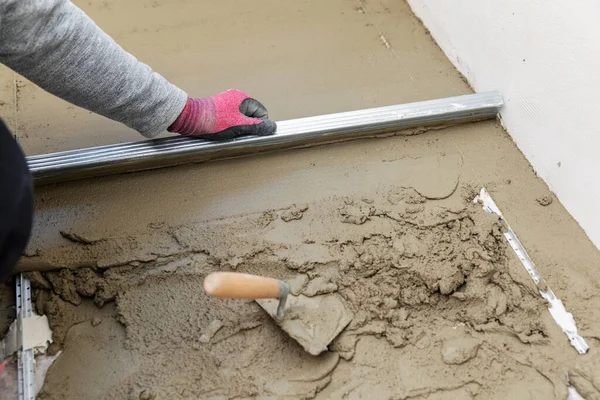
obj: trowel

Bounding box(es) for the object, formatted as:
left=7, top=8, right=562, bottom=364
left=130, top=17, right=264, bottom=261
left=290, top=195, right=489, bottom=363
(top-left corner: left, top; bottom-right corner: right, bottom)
left=203, top=272, right=353, bottom=356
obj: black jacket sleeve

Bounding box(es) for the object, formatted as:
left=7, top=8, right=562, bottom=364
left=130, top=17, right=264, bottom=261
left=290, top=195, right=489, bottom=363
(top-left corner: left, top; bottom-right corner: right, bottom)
left=0, top=119, right=33, bottom=283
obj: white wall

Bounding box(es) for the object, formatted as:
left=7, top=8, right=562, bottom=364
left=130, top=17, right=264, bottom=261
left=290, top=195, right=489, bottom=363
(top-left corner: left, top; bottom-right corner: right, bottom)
left=408, top=0, right=600, bottom=249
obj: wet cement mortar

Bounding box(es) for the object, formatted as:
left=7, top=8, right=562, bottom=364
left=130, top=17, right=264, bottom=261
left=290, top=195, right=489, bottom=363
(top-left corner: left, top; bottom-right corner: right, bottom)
left=2, top=0, right=599, bottom=398
left=22, top=180, right=600, bottom=399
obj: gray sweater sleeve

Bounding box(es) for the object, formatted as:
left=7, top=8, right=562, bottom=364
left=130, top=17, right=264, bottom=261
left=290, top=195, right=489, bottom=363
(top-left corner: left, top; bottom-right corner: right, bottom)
left=0, top=0, right=188, bottom=138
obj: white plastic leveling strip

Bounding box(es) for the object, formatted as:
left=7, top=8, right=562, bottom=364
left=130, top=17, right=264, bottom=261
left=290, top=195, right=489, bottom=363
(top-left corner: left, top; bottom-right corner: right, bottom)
left=473, top=188, right=589, bottom=354
left=16, top=274, right=35, bottom=399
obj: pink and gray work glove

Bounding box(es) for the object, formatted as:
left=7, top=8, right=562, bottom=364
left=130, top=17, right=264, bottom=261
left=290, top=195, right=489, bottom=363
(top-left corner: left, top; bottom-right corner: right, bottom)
left=167, top=89, right=277, bottom=141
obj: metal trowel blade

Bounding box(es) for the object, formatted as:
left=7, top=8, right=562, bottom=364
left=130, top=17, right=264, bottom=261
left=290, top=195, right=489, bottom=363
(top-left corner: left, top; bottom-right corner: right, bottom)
left=256, top=293, right=353, bottom=356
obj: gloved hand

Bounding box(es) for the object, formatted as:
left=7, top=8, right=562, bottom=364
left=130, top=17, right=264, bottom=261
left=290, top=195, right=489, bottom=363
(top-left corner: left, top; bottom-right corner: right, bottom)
left=167, top=89, right=277, bottom=140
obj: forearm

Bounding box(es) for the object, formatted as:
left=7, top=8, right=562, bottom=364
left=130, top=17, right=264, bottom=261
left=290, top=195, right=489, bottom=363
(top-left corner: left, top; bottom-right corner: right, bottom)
left=0, top=0, right=187, bottom=138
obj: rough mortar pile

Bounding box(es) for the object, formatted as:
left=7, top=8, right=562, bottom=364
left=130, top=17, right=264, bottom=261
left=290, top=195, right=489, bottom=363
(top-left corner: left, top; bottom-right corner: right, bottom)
left=19, top=185, right=599, bottom=399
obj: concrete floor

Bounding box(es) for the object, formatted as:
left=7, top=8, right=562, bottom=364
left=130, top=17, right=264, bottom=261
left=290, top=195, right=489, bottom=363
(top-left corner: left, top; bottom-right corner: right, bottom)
left=1, top=0, right=599, bottom=398
left=2, top=0, right=466, bottom=155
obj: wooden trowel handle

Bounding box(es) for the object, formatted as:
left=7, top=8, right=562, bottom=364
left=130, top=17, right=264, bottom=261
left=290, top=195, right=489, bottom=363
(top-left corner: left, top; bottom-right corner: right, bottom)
left=204, top=272, right=285, bottom=300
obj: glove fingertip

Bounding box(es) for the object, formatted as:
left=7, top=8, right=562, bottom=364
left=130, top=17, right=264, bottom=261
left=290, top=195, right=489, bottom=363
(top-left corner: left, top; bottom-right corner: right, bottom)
left=257, top=119, right=277, bottom=136
left=240, top=98, right=269, bottom=119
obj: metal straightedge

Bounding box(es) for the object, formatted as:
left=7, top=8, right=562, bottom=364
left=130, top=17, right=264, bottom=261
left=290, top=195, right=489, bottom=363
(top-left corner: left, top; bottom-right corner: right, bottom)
left=27, top=91, right=503, bottom=185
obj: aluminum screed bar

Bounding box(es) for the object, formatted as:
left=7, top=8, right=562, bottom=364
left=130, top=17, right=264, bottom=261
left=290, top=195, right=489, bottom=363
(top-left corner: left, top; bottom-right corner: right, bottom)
left=27, top=91, right=503, bottom=185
